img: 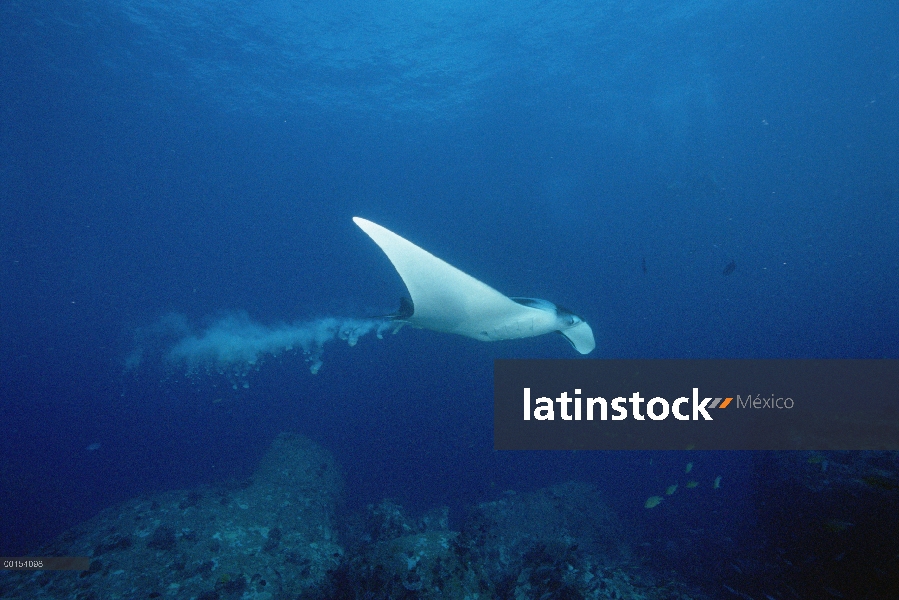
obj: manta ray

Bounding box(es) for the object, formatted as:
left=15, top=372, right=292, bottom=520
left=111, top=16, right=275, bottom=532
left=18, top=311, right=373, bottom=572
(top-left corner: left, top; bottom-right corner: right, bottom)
left=354, top=217, right=595, bottom=354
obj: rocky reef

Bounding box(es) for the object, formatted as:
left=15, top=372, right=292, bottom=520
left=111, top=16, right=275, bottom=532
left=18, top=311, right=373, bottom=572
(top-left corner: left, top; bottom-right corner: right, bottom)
left=0, top=433, right=343, bottom=600
left=1, top=434, right=703, bottom=600
left=325, top=481, right=698, bottom=600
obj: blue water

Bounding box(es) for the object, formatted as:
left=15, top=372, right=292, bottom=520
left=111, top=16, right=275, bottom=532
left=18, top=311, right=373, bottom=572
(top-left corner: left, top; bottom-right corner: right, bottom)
left=1, top=0, right=897, bottom=595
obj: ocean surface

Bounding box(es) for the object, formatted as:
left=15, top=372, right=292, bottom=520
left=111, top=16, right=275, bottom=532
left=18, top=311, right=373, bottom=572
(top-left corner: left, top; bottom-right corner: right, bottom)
left=1, top=0, right=897, bottom=597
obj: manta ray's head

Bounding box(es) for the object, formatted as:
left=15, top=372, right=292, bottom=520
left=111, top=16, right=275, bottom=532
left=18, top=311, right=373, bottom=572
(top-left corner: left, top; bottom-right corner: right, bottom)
left=555, top=306, right=596, bottom=354
left=553, top=303, right=583, bottom=327
left=551, top=304, right=593, bottom=347
left=511, top=298, right=596, bottom=354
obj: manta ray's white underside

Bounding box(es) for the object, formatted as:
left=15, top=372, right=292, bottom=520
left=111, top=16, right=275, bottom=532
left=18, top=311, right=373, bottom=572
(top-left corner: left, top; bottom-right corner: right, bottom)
left=353, top=217, right=595, bottom=354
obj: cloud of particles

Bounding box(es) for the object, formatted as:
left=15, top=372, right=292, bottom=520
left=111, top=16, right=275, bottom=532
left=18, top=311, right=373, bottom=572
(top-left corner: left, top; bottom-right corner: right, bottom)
left=125, top=311, right=401, bottom=380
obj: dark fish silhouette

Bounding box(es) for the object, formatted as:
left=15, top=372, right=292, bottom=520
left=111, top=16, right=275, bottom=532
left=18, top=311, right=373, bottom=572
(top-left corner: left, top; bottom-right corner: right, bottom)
left=723, top=260, right=736, bottom=276
left=642, top=257, right=647, bottom=274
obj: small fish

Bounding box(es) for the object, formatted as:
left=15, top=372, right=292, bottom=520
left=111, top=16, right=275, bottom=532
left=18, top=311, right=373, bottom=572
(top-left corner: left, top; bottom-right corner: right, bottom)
left=665, top=484, right=678, bottom=496
left=685, top=462, right=693, bottom=474
left=723, top=259, right=736, bottom=276
left=85, top=443, right=101, bottom=452
left=641, top=256, right=647, bottom=274
left=686, top=481, right=699, bottom=489
left=644, top=496, right=664, bottom=509
left=713, top=476, right=722, bottom=489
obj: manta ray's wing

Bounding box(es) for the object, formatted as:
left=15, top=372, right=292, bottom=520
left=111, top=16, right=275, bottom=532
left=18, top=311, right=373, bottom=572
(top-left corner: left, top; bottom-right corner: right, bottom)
left=353, top=217, right=534, bottom=336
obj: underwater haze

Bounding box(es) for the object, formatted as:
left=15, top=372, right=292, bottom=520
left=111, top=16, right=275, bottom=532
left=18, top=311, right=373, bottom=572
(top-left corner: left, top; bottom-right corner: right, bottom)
left=1, top=0, right=898, bottom=598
